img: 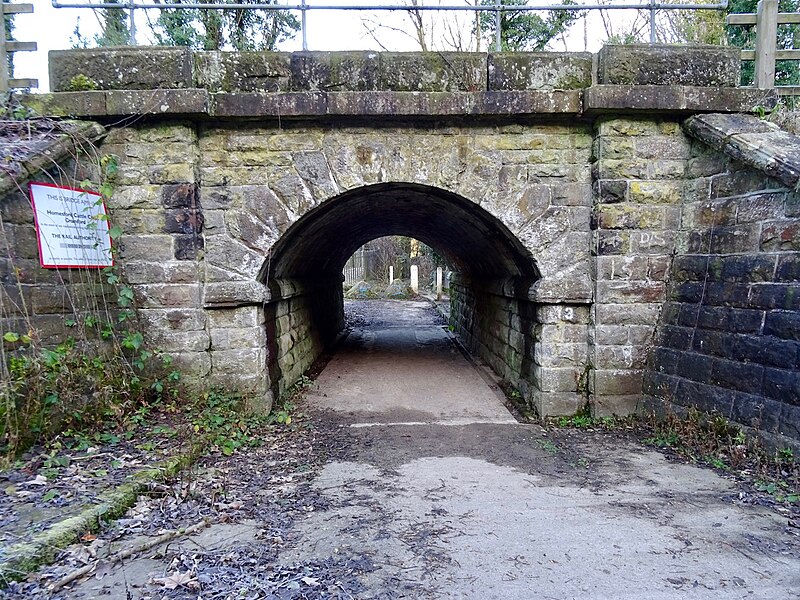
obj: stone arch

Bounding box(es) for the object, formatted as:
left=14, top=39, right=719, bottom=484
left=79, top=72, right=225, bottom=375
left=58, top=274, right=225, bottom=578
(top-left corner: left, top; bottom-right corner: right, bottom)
left=255, top=181, right=544, bottom=405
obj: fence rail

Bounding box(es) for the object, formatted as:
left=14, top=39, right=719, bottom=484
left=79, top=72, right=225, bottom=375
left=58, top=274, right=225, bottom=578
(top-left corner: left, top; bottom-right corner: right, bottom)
left=53, top=0, right=729, bottom=51
left=726, top=0, right=800, bottom=94
left=0, top=2, right=37, bottom=92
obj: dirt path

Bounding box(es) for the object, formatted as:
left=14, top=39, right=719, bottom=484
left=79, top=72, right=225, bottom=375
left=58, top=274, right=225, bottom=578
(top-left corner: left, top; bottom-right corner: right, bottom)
left=6, top=300, right=799, bottom=599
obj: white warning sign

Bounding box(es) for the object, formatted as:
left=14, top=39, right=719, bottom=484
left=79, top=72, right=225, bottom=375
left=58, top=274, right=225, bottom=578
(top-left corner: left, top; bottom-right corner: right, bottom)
left=29, top=182, right=113, bottom=268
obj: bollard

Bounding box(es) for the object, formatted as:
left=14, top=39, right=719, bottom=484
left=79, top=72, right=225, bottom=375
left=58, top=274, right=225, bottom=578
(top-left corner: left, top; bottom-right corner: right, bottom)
left=410, top=265, right=419, bottom=293
left=436, top=267, right=443, bottom=301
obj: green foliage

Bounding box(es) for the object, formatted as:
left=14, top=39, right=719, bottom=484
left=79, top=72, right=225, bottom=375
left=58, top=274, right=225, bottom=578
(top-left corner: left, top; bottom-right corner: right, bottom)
left=644, top=407, right=798, bottom=508
left=66, top=74, right=98, bottom=92
left=727, top=0, right=800, bottom=86
left=0, top=154, right=182, bottom=463
left=477, top=0, right=581, bottom=51
left=152, top=0, right=299, bottom=51
left=189, top=389, right=301, bottom=457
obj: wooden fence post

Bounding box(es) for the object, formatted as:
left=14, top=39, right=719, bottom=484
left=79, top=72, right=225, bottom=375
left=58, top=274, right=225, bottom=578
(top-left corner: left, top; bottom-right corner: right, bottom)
left=755, top=0, right=779, bottom=88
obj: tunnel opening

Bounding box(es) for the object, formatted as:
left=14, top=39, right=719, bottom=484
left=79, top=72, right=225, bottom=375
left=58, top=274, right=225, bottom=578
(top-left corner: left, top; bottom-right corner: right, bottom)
left=259, top=183, right=541, bottom=406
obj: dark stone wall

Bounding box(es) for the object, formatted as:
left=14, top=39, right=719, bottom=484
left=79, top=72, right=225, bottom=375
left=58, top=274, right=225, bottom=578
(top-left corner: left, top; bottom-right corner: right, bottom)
left=267, top=280, right=344, bottom=399
left=644, top=144, right=800, bottom=446
left=450, top=276, right=535, bottom=401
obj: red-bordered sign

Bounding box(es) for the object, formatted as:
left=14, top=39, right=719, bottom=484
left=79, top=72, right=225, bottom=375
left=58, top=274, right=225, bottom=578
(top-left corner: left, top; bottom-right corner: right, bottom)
left=29, top=182, right=113, bottom=269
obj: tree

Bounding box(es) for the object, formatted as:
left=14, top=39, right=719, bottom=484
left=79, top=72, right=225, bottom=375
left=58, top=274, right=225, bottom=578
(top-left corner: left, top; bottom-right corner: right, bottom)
left=152, top=0, right=299, bottom=51
left=477, top=0, right=581, bottom=52
left=95, top=0, right=131, bottom=47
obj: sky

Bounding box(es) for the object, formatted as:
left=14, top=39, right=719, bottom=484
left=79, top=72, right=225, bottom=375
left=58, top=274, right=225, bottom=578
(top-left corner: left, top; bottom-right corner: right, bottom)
left=13, top=0, right=640, bottom=92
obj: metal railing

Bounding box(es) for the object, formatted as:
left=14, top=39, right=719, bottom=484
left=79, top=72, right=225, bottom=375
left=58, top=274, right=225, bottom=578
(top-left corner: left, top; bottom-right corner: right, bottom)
left=0, top=2, right=37, bottom=91
left=52, top=0, right=729, bottom=51
left=726, top=0, right=800, bottom=93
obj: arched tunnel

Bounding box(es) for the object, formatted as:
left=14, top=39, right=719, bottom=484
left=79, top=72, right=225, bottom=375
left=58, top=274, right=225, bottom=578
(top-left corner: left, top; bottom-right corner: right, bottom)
left=259, top=182, right=542, bottom=403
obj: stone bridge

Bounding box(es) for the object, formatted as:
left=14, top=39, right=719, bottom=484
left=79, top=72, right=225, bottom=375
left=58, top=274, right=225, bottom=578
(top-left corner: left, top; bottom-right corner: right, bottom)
left=4, top=44, right=799, bottom=447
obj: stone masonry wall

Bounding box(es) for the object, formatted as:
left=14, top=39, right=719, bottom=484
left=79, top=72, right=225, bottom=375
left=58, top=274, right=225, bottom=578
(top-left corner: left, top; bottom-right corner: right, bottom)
left=450, top=277, right=591, bottom=417
left=591, top=117, right=689, bottom=416
left=0, top=124, right=107, bottom=349
left=643, top=139, right=800, bottom=446
left=449, top=277, right=530, bottom=390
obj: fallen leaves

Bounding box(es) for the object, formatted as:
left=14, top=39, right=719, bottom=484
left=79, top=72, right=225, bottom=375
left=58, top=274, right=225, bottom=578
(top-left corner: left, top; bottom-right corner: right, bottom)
left=152, top=570, right=199, bottom=590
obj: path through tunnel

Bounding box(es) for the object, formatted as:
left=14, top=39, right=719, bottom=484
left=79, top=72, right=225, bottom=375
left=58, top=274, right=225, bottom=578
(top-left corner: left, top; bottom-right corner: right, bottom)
left=259, top=183, right=541, bottom=406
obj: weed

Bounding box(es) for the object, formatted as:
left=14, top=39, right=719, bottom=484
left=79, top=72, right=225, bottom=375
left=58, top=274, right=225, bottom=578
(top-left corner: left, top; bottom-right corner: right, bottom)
left=539, top=438, right=559, bottom=455
left=66, top=74, right=98, bottom=92
left=0, top=154, right=183, bottom=463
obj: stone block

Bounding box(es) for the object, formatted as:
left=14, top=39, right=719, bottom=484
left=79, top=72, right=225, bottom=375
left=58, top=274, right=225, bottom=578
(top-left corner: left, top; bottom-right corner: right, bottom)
left=634, top=136, right=692, bottom=160
left=488, top=53, right=592, bottom=90
left=147, top=329, right=210, bottom=353
left=719, top=255, right=775, bottom=283
left=688, top=225, right=760, bottom=254
left=105, top=90, right=209, bottom=116
left=658, top=324, right=693, bottom=350
left=148, top=163, right=195, bottom=185
left=535, top=304, right=590, bottom=324
left=763, top=367, right=800, bottom=406
left=534, top=366, right=579, bottom=392
left=749, top=284, right=800, bottom=310
left=205, top=235, right=265, bottom=279
left=629, top=181, right=682, bottom=204
left=711, top=357, right=764, bottom=395
left=649, top=347, right=681, bottom=375
left=597, top=204, right=667, bottom=230
left=139, top=308, right=207, bottom=332
left=380, top=53, right=487, bottom=92
left=675, top=352, right=713, bottom=383
left=596, top=280, right=665, bottom=303
left=195, top=51, right=292, bottom=92
left=168, top=351, right=211, bottom=378
left=211, top=347, right=266, bottom=375
left=597, top=45, right=740, bottom=87
left=162, top=183, right=199, bottom=209
left=710, top=170, right=770, bottom=199
left=669, top=281, right=704, bottom=303
left=595, top=345, right=647, bottom=369
left=210, top=326, right=265, bottom=350
left=732, top=334, right=798, bottom=369
left=204, top=281, right=268, bottom=307
left=118, top=235, right=173, bottom=262
left=174, top=234, right=204, bottom=261
left=596, top=255, right=649, bottom=281
left=761, top=220, right=800, bottom=251
left=164, top=208, right=204, bottom=235
left=593, top=394, right=641, bottom=417
left=594, top=302, right=661, bottom=325
left=764, top=311, right=800, bottom=341
left=595, top=179, right=628, bottom=203
left=120, top=261, right=199, bottom=285
left=595, top=231, right=631, bottom=255
left=687, top=153, right=728, bottom=178
left=594, top=325, right=629, bottom=345
left=593, top=369, right=644, bottom=396
left=49, top=47, right=193, bottom=92
left=691, top=329, right=730, bottom=357
left=776, top=254, right=800, bottom=281
left=135, top=283, right=201, bottom=308
left=596, top=158, right=648, bottom=180
left=207, top=306, right=265, bottom=329
left=531, top=391, right=586, bottom=417
left=735, top=193, right=787, bottom=224
left=534, top=342, right=587, bottom=367
left=291, top=51, right=380, bottom=91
